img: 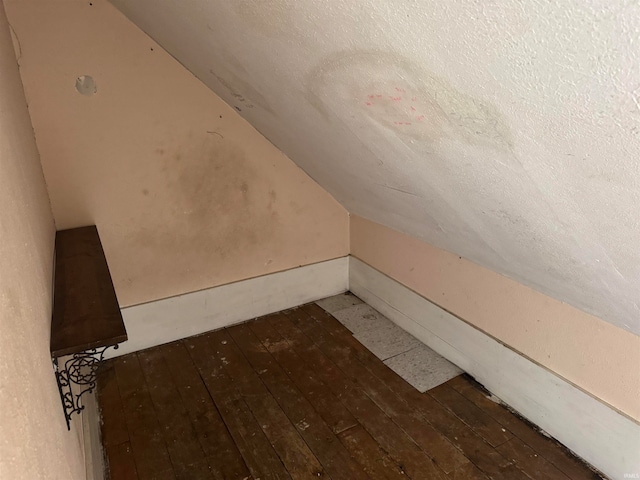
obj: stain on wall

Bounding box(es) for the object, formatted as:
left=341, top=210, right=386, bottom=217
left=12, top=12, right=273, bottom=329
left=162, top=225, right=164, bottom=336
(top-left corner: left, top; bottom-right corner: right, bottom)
left=307, top=51, right=512, bottom=152
left=132, top=134, right=280, bottom=265
left=6, top=0, right=348, bottom=307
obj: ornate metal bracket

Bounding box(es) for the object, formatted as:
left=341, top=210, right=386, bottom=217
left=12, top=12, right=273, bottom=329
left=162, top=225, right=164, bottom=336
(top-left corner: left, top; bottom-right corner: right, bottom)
left=52, top=344, right=119, bottom=430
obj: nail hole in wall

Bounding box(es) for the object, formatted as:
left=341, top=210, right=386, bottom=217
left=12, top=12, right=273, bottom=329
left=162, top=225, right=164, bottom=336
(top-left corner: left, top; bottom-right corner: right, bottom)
left=75, top=75, right=97, bottom=96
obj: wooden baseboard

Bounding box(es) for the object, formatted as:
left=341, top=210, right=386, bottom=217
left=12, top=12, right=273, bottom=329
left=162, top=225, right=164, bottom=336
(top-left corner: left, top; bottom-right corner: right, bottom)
left=107, top=257, right=348, bottom=358
left=349, top=256, right=639, bottom=480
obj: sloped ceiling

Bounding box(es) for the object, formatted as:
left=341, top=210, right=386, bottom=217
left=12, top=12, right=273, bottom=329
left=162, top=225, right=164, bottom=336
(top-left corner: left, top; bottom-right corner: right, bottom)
left=110, top=0, right=640, bottom=335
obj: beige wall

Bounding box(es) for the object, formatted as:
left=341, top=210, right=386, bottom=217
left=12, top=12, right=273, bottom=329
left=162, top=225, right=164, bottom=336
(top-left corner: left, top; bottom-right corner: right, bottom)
left=351, top=216, right=640, bottom=422
left=5, top=0, right=348, bottom=308
left=0, top=2, right=85, bottom=478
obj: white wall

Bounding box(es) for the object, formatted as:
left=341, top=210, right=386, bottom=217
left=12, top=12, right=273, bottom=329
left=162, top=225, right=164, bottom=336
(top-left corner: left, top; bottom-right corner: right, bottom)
left=109, top=0, right=640, bottom=336
left=0, top=0, right=85, bottom=477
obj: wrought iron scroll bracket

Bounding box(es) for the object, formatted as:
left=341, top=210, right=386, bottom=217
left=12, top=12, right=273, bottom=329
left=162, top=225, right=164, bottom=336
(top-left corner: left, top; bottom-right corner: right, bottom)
left=52, top=344, right=119, bottom=430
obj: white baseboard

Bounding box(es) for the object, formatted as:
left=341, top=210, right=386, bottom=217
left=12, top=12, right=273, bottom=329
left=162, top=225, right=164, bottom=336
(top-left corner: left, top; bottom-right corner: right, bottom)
left=82, top=391, right=104, bottom=480
left=349, top=256, right=639, bottom=480
left=109, top=257, right=348, bottom=358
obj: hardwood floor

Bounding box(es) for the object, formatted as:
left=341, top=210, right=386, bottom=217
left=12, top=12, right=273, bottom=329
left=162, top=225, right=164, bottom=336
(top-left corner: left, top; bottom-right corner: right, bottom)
left=97, top=302, right=600, bottom=480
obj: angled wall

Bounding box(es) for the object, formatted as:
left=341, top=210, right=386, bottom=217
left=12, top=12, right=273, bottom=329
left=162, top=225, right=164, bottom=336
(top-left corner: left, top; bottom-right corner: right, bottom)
left=0, top=1, right=85, bottom=478
left=5, top=0, right=348, bottom=308
left=108, top=0, right=640, bottom=337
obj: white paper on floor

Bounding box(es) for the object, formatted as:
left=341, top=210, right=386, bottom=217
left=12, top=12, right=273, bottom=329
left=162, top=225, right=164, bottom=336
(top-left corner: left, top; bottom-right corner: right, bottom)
left=315, top=292, right=363, bottom=313
left=316, top=295, right=462, bottom=392
left=384, top=344, right=462, bottom=393
left=330, top=303, right=389, bottom=333
left=353, top=323, right=422, bottom=360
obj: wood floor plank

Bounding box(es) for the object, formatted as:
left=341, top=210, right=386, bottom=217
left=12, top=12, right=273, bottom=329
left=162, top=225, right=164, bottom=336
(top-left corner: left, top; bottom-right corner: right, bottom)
left=157, top=341, right=252, bottom=480
left=99, top=303, right=599, bottom=480
left=445, top=462, right=495, bottom=480
left=221, top=394, right=290, bottom=480
left=287, top=309, right=474, bottom=466
left=337, top=425, right=406, bottom=480
left=273, top=310, right=450, bottom=480
left=105, top=442, right=138, bottom=480
left=307, top=305, right=530, bottom=480
left=296, top=304, right=525, bottom=480
left=205, top=328, right=325, bottom=479
left=114, top=355, right=175, bottom=480
left=227, top=323, right=372, bottom=480
left=496, top=437, right=572, bottom=480
left=184, top=333, right=292, bottom=480
left=144, top=470, right=176, bottom=480
left=96, top=361, right=129, bottom=448
left=173, top=461, right=216, bottom=480
left=291, top=310, right=478, bottom=476
left=428, top=382, right=513, bottom=447
left=447, top=375, right=602, bottom=480
left=249, top=314, right=359, bottom=434
left=137, top=347, right=211, bottom=480
left=413, top=400, right=526, bottom=480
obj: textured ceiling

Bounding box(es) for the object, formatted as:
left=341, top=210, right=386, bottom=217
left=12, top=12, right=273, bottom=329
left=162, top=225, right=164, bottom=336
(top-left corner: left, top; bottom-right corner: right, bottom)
left=110, top=0, right=640, bottom=335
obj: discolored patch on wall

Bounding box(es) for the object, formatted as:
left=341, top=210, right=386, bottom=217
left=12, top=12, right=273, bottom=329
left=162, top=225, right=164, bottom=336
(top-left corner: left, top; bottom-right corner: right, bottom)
left=306, top=50, right=513, bottom=152
left=130, top=133, right=282, bottom=267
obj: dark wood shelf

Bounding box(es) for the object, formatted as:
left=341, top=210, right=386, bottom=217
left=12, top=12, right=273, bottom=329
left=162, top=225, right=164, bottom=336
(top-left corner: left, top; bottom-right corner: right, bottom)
left=50, top=226, right=127, bottom=358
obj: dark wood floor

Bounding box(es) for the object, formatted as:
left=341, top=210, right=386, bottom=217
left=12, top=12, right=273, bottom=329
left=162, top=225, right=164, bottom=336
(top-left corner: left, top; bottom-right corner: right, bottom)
left=97, top=302, right=600, bottom=480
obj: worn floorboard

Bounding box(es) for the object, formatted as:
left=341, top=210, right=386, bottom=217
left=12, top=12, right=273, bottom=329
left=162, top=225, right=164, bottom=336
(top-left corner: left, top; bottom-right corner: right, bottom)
left=98, top=298, right=600, bottom=480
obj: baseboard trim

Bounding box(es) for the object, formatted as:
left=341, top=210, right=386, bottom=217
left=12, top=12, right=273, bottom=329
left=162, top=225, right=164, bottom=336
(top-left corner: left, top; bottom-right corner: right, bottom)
left=109, top=257, right=349, bottom=358
left=81, top=391, right=104, bottom=480
left=349, top=256, right=639, bottom=480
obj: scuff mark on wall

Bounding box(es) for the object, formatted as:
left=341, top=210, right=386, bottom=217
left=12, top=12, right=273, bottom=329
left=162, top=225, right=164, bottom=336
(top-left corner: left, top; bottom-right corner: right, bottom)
left=306, top=50, right=513, bottom=152
left=210, top=68, right=273, bottom=114
left=375, top=183, right=422, bottom=197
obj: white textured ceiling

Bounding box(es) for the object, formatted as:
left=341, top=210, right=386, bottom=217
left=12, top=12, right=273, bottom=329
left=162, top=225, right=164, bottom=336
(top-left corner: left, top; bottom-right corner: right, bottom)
left=110, top=0, right=640, bottom=335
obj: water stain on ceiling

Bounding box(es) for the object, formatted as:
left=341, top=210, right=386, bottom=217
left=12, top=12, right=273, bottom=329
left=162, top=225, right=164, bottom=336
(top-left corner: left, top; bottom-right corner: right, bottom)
left=307, top=50, right=513, bottom=153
